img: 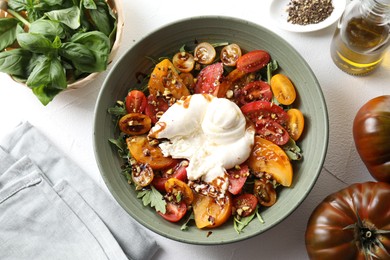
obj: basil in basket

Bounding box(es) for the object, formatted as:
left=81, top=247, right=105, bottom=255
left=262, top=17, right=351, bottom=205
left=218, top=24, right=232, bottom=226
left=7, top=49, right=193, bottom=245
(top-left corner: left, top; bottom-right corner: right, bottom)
left=0, top=0, right=118, bottom=105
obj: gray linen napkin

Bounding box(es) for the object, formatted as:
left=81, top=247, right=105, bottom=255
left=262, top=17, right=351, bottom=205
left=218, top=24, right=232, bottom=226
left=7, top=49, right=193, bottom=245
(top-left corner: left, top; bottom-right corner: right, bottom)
left=0, top=122, right=159, bottom=260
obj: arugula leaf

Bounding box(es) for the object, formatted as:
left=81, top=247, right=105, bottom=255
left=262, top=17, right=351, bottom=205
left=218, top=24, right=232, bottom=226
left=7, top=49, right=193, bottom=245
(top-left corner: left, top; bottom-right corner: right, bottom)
left=137, top=186, right=167, bottom=214
left=233, top=206, right=265, bottom=234
left=45, top=6, right=81, bottom=30
left=282, top=138, right=303, bottom=161
left=0, top=18, right=20, bottom=50
left=181, top=211, right=195, bottom=231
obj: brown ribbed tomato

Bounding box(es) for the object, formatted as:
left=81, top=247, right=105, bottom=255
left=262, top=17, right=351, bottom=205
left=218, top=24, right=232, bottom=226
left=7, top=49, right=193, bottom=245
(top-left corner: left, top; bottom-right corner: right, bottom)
left=353, top=95, right=390, bottom=183
left=305, top=182, right=390, bottom=259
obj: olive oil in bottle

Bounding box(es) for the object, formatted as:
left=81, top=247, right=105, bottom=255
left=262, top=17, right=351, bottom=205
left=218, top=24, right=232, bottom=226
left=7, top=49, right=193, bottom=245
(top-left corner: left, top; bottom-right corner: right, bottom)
left=330, top=0, right=390, bottom=75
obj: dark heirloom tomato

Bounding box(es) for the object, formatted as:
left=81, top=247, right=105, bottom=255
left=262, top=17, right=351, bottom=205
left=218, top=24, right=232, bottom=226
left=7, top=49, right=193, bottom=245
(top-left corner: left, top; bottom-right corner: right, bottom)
left=305, top=182, right=390, bottom=259
left=353, top=95, right=390, bottom=183
left=194, top=62, right=223, bottom=95
left=253, top=178, right=277, bottom=207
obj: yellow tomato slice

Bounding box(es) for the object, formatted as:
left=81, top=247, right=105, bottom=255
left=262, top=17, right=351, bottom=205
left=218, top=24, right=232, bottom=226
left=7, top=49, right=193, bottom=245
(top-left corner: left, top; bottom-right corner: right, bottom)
left=126, top=135, right=177, bottom=170
left=193, top=193, right=232, bottom=229
left=165, top=178, right=194, bottom=205
left=148, top=59, right=190, bottom=100
left=248, top=136, right=293, bottom=187
left=270, top=73, right=296, bottom=105
left=287, top=108, right=305, bottom=141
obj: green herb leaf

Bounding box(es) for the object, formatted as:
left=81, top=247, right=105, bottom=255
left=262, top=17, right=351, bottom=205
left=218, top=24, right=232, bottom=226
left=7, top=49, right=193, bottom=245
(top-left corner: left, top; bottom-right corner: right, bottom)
left=234, top=213, right=256, bottom=234
left=70, top=31, right=110, bottom=72
left=82, top=0, right=97, bottom=9
left=0, top=48, right=32, bottom=77
left=88, top=0, right=114, bottom=36
left=137, top=186, right=167, bottom=214
left=29, top=19, right=65, bottom=40
left=17, top=32, right=56, bottom=54
left=45, top=6, right=81, bottom=30
left=0, top=18, right=20, bottom=50
left=108, top=105, right=126, bottom=116
left=181, top=211, right=195, bottom=231
left=282, top=138, right=303, bottom=161
left=59, top=42, right=97, bottom=73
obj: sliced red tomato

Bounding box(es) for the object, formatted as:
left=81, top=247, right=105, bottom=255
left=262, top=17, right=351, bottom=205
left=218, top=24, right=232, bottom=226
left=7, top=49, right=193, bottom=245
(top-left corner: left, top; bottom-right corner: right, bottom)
left=227, top=164, right=249, bottom=195
left=236, top=50, right=270, bottom=73
left=118, top=113, right=152, bottom=135
left=125, top=90, right=147, bottom=113
left=144, top=94, right=170, bottom=124
left=232, top=193, right=258, bottom=217
left=254, top=118, right=289, bottom=145
left=126, top=135, right=177, bottom=170
left=253, top=178, right=277, bottom=207
left=158, top=201, right=187, bottom=222
left=236, top=80, right=273, bottom=106
left=194, top=62, right=223, bottom=95
left=220, top=43, right=242, bottom=66
left=241, top=100, right=289, bottom=126
left=152, top=161, right=188, bottom=191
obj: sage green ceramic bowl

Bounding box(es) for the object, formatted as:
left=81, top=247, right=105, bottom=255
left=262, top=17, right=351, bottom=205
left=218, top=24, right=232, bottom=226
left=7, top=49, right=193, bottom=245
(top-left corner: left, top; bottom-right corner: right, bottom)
left=93, top=16, right=328, bottom=245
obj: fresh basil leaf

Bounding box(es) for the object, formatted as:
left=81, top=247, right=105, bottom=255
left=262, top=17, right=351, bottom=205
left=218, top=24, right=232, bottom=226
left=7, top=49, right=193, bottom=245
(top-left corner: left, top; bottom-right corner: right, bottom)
left=8, top=0, right=29, bottom=12
left=45, top=6, right=81, bottom=30
left=29, top=19, right=65, bottom=40
left=70, top=31, right=110, bottom=72
left=82, top=0, right=97, bottom=9
left=17, top=32, right=56, bottom=53
left=0, top=48, right=32, bottom=77
left=0, top=18, right=20, bottom=50
left=88, top=1, right=114, bottom=36
left=27, top=55, right=66, bottom=90
left=59, top=42, right=97, bottom=73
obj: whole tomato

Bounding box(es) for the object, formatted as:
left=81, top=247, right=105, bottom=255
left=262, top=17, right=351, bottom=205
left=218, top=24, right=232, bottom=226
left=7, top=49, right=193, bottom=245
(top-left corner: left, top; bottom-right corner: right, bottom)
left=305, top=182, right=390, bottom=259
left=353, top=95, right=390, bottom=183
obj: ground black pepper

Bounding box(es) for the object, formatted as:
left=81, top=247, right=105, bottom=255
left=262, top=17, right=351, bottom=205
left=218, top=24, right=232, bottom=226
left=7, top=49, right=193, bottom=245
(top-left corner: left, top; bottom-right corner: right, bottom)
left=286, top=0, right=334, bottom=25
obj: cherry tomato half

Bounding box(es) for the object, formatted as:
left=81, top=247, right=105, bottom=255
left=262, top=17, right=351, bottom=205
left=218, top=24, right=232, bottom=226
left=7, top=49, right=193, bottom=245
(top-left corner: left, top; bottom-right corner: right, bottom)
left=220, top=43, right=242, bottom=66
left=131, top=162, right=154, bottom=190
left=125, top=90, right=147, bottom=113
left=194, top=62, right=223, bottom=95
left=248, top=136, right=293, bottom=187
left=152, top=161, right=188, bottom=192
left=227, top=164, right=250, bottom=195
left=165, top=178, right=194, bottom=205
left=270, top=74, right=296, bottom=105
left=126, top=135, right=177, bottom=170
left=236, top=80, right=273, bottom=106
left=232, top=193, right=258, bottom=217
left=287, top=108, right=304, bottom=141
left=158, top=201, right=187, bottom=222
left=240, top=100, right=289, bottom=126
left=179, top=72, right=195, bottom=91
left=144, top=94, right=170, bottom=124
left=194, top=42, right=216, bottom=65
left=253, top=178, right=277, bottom=207
left=254, top=118, right=290, bottom=145
left=118, top=113, right=152, bottom=135
left=193, top=193, right=232, bottom=229
left=236, top=50, right=270, bottom=73
left=172, top=51, right=195, bottom=73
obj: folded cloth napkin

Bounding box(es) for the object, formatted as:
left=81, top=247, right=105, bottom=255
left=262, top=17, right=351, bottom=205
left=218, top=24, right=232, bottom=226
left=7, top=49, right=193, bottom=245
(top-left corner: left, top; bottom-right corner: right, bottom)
left=0, top=122, right=159, bottom=260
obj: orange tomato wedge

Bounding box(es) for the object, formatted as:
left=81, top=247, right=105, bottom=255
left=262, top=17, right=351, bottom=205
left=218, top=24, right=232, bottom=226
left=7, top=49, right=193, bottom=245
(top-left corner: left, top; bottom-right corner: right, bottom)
left=192, top=193, right=232, bottom=229
left=270, top=73, right=296, bottom=105
left=248, top=136, right=293, bottom=187
left=126, top=135, right=177, bottom=170
left=287, top=108, right=305, bottom=141
left=148, top=59, right=190, bottom=99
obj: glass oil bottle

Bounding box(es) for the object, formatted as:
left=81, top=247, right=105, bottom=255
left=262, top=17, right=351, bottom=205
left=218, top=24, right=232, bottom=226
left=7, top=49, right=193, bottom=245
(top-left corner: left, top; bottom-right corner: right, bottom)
left=330, top=0, right=390, bottom=75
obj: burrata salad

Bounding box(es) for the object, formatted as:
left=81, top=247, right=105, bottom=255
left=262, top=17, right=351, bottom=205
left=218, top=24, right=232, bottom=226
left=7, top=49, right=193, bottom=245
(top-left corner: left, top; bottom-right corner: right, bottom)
left=108, top=42, right=304, bottom=233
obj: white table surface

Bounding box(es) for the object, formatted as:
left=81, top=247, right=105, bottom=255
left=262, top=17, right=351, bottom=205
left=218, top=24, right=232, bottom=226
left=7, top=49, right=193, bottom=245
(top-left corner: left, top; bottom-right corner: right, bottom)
left=1, top=1, right=389, bottom=259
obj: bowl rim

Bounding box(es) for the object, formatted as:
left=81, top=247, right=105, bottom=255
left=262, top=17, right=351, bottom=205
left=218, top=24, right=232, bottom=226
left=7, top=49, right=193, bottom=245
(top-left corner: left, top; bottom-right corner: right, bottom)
left=93, top=14, right=329, bottom=245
